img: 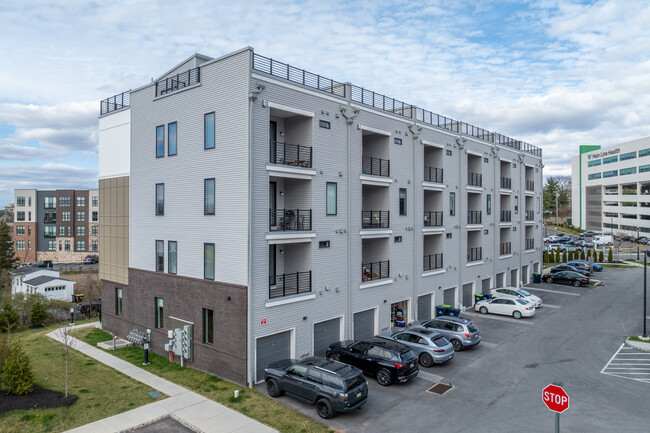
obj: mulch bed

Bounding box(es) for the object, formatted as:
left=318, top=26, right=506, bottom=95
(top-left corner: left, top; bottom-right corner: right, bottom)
left=0, top=385, right=77, bottom=414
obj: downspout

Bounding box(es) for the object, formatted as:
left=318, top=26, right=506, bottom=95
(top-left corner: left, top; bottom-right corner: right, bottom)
left=456, top=135, right=466, bottom=304
left=492, top=146, right=499, bottom=292
left=408, top=122, right=422, bottom=319
left=518, top=154, right=525, bottom=288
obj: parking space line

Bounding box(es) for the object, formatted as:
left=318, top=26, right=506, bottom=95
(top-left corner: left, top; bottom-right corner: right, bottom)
left=524, top=287, right=581, bottom=296
left=541, top=304, right=561, bottom=309
left=600, top=343, right=625, bottom=374
left=417, top=370, right=445, bottom=383
left=462, top=311, right=535, bottom=326
left=601, top=344, right=650, bottom=384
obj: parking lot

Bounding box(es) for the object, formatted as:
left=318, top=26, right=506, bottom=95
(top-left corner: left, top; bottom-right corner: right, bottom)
left=259, top=267, right=650, bottom=432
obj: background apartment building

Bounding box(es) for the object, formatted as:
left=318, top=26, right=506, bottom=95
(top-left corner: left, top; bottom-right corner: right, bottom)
left=13, top=188, right=99, bottom=263
left=98, top=47, right=543, bottom=387
left=572, top=137, right=650, bottom=235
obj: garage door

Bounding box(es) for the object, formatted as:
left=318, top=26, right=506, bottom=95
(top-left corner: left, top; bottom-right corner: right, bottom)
left=482, top=278, right=491, bottom=295
left=353, top=309, right=375, bottom=341
left=510, top=269, right=518, bottom=287
left=522, top=265, right=529, bottom=284
left=314, top=318, right=341, bottom=357
left=418, top=294, right=432, bottom=321
left=256, top=330, right=291, bottom=382
left=496, top=272, right=504, bottom=288
left=443, top=287, right=456, bottom=306
left=462, top=283, right=473, bottom=307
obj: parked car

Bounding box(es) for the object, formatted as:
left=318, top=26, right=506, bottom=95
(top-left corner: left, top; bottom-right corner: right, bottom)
left=475, top=295, right=535, bottom=319
left=566, top=260, right=592, bottom=274
left=264, top=357, right=368, bottom=419
left=34, top=260, right=53, bottom=268
left=549, top=264, right=590, bottom=276
left=83, top=255, right=99, bottom=264
left=619, top=235, right=635, bottom=242
left=570, top=259, right=603, bottom=272
left=635, top=237, right=649, bottom=245
left=407, top=316, right=481, bottom=352
left=326, top=337, right=419, bottom=386
left=546, top=243, right=565, bottom=252
left=382, top=328, right=454, bottom=367
left=580, top=231, right=595, bottom=237
left=593, top=234, right=614, bottom=246
left=490, top=287, right=542, bottom=308
left=558, top=235, right=576, bottom=244
left=544, top=270, right=590, bottom=286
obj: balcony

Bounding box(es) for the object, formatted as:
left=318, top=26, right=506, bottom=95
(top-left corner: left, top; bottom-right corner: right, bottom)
left=525, top=210, right=534, bottom=221
left=501, top=177, right=512, bottom=189
left=424, top=211, right=443, bottom=227
left=468, top=172, right=482, bottom=187
left=362, top=156, right=390, bottom=177
left=468, top=211, right=482, bottom=225
left=270, top=141, right=312, bottom=168
left=500, top=210, right=512, bottom=222
left=362, top=210, right=390, bottom=229
left=155, top=67, right=200, bottom=97
left=423, top=254, right=443, bottom=271
left=269, top=209, right=312, bottom=231
left=467, top=247, right=482, bottom=262
left=424, top=166, right=443, bottom=183
left=100, top=90, right=130, bottom=115
left=269, top=271, right=312, bottom=299
left=525, top=239, right=535, bottom=250
left=362, top=260, right=390, bottom=282
left=526, top=180, right=535, bottom=191
left=500, top=242, right=512, bottom=255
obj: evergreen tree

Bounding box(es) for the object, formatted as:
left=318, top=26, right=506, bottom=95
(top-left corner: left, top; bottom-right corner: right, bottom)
left=568, top=250, right=574, bottom=261
left=29, top=302, right=47, bottom=326
left=562, top=251, right=567, bottom=262
left=543, top=251, right=549, bottom=263
left=0, top=302, right=20, bottom=333
left=608, top=248, right=613, bottom=263
left=599, top=250, right=605, bottom=262
left=0, top=221, right=17, bottom=271
left=587, top=249, right=592, bottom=259
left=580, top=249, right=586, bottom=260
left=1, top=340, right=33, bottom=395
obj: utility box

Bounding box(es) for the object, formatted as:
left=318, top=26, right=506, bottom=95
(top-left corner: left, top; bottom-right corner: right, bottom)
left=169, top=317, right=193, bottom=360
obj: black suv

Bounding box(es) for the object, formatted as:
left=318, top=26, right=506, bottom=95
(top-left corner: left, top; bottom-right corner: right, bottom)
left=326, top=337, right=419, bottom=386
left=264, top=357, right=368, bottom=419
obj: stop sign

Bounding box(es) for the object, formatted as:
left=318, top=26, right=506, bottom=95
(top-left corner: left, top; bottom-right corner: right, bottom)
left=542, top=384, right=569, bottom=413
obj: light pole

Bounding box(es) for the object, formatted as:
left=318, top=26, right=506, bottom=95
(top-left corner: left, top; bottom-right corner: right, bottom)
left=644, top=252, right=648, bottom=338
left=555, top=191, right=559, bottom=226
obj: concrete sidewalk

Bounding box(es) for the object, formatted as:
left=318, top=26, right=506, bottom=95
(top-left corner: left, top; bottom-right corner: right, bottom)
left=47, top=323, right=276, bottom=433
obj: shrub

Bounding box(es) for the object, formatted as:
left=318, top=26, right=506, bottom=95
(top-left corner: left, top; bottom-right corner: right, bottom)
left=580, top=249, right=586, bottom=260
left=608, top=248, right=613, bottom=263
left=562, top=251, right=567, bottom=262
left=29, top=302, right=47, bottom=326
left=599, top=250, right=605, bottom=262
left=1, top=340, right=33, bottom=395
left=543, top=251, right=549, bottom=263
left=555, top=250, right=561, bottom=263
left=587, top=249, right=592, bottom=259
left=0, top=302, right=20, bottom=333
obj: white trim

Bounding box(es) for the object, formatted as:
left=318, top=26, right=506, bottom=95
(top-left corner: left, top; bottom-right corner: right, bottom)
left=422, top=181, right=445, bottom=191
left=499, top=188, right=513, bottom=195
left=524, top=249, right=536, bottom=254
left=265, top=293, right=316, bottom=308
left=266, top=232, right=315, bottom=244
left=466, top=185, right=485, bottom=193
left=266, top=164, right=317, bottom=180
left=525, top=163, right=535, bottom=168
left=252, top=73, right=345, bottom=104
left=421, top=139, right=444, bottom=148
left=525, top=190, right=535, bottom=196
left=499, top=222, right=513, bottom=227
left=525, top=220, right=535, bottom=225
left=499, top=254, right=514, bottom=259
left=253, top=327, right=295, bottom=383
left=360, top=175, right=393, bottom=186
left=467, top=150, right=483, bottom=157
left=357, top=124, right=391, bottom=136
left=466, top=260, right=485, bottom=267
left=267, top=101, right=315, bottom=118
left=422, top=268, right=446, bottom=277
left=423, top=227, right=445, bottom=235
left=360, top=278, right=393, bottom=289
left=466, top=224, right=484, bottom=231
left=360, top=229, right=392, bottom=238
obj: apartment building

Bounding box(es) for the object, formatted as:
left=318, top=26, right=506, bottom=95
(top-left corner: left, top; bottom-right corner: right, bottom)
left=98, top=47, right=543, bottom=387
left=13, top=188, right=99, bottom=263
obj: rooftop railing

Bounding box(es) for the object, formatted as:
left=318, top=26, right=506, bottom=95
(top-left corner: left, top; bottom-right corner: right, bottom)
left=155, top=67, right=200, bottom=97
left=100, top=91, right=130, bottom=115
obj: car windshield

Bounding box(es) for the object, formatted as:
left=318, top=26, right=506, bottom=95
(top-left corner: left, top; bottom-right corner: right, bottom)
left=515, top=299, right=528, bottom=305
left=344, top=374, right=366, bottom=391
left=467, top=323, right=478, bottom=332
left=399, top=350, right=417, bottom=362
left=517, top=289, right=531, bottom=296
left=432, top=336, right=450, bottom=347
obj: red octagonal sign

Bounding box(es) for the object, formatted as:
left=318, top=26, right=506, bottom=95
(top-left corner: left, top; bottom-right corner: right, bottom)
left=542, top=384, right=569, bottom=413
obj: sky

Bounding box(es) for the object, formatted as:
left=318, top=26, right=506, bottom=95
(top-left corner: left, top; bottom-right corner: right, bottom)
left=1, top=0, right=649, bottom=206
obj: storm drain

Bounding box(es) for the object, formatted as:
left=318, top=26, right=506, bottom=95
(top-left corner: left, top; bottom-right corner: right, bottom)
left=426, top=382, right=453, bottom=395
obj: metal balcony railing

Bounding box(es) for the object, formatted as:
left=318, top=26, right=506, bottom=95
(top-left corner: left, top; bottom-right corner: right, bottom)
left=468, top=172, right=483, bottom=187
left=467, top=247, right=482, bottom=262
left=526, top=180, right=535, bottom=191
left=500, top=242, right=512, bottom=255
left=424, top=166, right=443, bottom=183
left=525, top=210, right=535, bottom=221
left=525, top=239, right=535, bottom=250
left=468, top=210, right=482, bottom=225
left=501, top=177, right=512, bottom=189
left=423, top=254, right=443, bottom=271
left=500, top=210, right=512, bottom=222
left=269, top=271, right=312, bottom=299
left=362, top=156, right=390, bottom=177
left=100, top=90, right=130, bottom=115
left=270, top=140, right=312, bottom=168
left=269, top=209, right=312, bottom=231
left=362, top=260, right=390, bottom=282
left=155, top=67, right=200, bottom=97
left=424, top=211, right=443, bottom=227
left=362, top=210, right=390, bottom=229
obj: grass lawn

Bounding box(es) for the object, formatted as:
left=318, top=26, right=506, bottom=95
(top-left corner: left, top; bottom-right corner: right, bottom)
left=0, top=322, right=160, bottom=433
left=74, top=328, right=332, bottom=433
left=628, top=336, right=650, bottom=343
left=600, top=264, right=639, bottom=268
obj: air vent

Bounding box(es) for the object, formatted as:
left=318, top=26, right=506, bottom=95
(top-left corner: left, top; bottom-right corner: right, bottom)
left=426, top=382, right=453, bottom=395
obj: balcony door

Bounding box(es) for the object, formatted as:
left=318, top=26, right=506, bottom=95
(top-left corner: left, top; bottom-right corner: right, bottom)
left=270, top=121, right=277, bottom=163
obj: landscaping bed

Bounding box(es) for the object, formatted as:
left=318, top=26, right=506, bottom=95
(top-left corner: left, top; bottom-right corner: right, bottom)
left=0, top=386, right=77, bottom=415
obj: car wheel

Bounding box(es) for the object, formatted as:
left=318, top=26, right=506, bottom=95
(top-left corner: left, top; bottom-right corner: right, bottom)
left=574, top=281, right=581, bottom=287
left=547, top=277, right=553, bottom=283
left=328, top=353, right=341, bottom=362
left=451, top=339, right=463, bottom=352
left=316, top=398, right=334, bottom=419
left=376, top=369, right=392, bottom=386
left=479, top=306, right=488, bottom=314
left=419, top=352, right=434, bottom=368
left=267, top=378, right=282, bottom=398
left=513, top=311, right=522, bottom=319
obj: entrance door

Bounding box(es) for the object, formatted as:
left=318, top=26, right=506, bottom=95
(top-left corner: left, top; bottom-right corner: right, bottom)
left=510, top=269, right=519, bottom=287
left=482, top=278, right=491, bottom=295
left=353, top=309, right=375, bottom=341
left=462, top=283, right=473, bottom=307
left=443, top=287, right=456, bottom=306
left=522, top=265, right=529, bottom=284
left=269, top=121, right=278, bottom=163
left=314, top=318, right=341, bottom=356
left=256, top=330, right=291, bottom=382
left=418, top=294, right=432, bottom=321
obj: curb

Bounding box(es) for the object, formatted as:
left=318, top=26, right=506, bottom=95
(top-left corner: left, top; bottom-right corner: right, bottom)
left=625, top=337, right=650, bottom=352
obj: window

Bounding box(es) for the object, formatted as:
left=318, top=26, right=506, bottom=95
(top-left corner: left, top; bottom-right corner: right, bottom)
left=76, top=211, right=86, bottom=221
left=326, top=183, right=337, bottom=215
left=76, top=240, right=86, bottom=251
left=156, top=125, right=165, bottom=157
left=640, top=148, right=650, bottom=158
left=394, top=138, right=402, bottom=145
left=44, top=197, right=56, bottom=208
left=620, top=167, right=637, bottom=176
left=168, top=122, right=177, bottom=156
left=156, top=183, right=164, bottom=215
left=28, top=226, right=31, bottom=236
left=65, top=241, right=70, bottom=251
left=67, top=226, right=71, bottom=236
left=92, top=196, right=98, bottom=207
left=155, top=298, right=164, bottom=329
left=319, top=120, right=330, bottom=129
left=484, top=157, right=489, bottom=163
left=587, top=159, right=601, bottom=167
left=204, top=243, right=215, bottom=280
left=603, top=170, right=618, bottom=178
left=487, top=194, right=491, bottom=215
left=115, top=288, right=122, bottom=316
left=76, top=226, right=85, bottom=237
left=16, top=226, right=24, bottom=236
left=203, top=308, right=213, bottom=345
left=204, top=112, right=215, bottom=149
left=640, top=164, right=650, bottom=173
left=59, top=241, right=61, bottom=251
left=16, top=212, right=25, bottom=221
left=92, top=211, right=98, bottom=221
left=394, top=236, right=402, bottom=242
left=92, top=226, right=98, bottom=236
left=446, top=150, right=452, bottom=156
left=603, top=156, right=618, bottom=164
left=16, top=241, right=25, bottom=250
left=59, top=226, right=65, bottom=236
left=16, top=196, right=25, bottom=207
left=449, top=192, right=455, bottom=216
left=399, top=188, right=407, bottom=216
left=620, top=151, right=636, bottom=161
left=44, top=212, right=56, bottom=223
left=28, top=211, right=31, bottom=221
left=588, top=173, right=601, bottom=180
left=77, top=196, right=86, bottom=207
left=28, top=241, right=31, bottom=250
left=28, top=197, right=31, bottom=206
left=45, top=226, right=56, bottom=237
left=156, top=240, right=164, bottom=272
left=60, top=197, right=70, bottom=206
left=62, top=211, right=71, bottom=221
left=514, top=196, right=519, bottom=214
left=92, top=241, right=98, bottom=251
left=319, top=241, right=330, bottom=248
left=204, top=178, right=215, bottom=215
left=168, top=241, right=177, bottom=274
left=48, top=240, right=56, bottom=251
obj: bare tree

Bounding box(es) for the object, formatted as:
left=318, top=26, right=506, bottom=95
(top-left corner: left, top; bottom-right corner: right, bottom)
left=55, top=326, right=77, bottom=397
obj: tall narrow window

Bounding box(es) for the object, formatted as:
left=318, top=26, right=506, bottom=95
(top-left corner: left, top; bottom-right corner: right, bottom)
left=204, top=243, right=215, bottom=280
left=155, top=297, right=164, bottom=329
left=156, top=125, right=164, bottom=157
left=156, top=240, right=164, bottom=272
left=204, top=112, right=215, bottom=149
left=326, top=182, right=337, bottom=215
left=168, top=241, right=177, bottom=274
left=487, top=194, right=491, bottom=215
left=399, top=188, right=407, bottom=216
left=115, top=288, right=123, bottom=316
left=514, top=196, right=519, bottom=214
left=204, top=178, right=215, bottom=215
left=168, top=122, right=177, bottom=156
left=203, top=308, right=214, bottom=345
left=156, top=183, right=164, bottom=215
left=450, top=192, right=456, bottom=216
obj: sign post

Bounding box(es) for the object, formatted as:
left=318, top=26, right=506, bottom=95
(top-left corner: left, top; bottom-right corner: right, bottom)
left=542, top=384, right=569, bottom=433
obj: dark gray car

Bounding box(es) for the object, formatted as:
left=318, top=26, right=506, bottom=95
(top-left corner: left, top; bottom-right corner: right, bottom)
left=264, top=356, right=368, bottom=419
left=408, top=316, right=481, bottom=352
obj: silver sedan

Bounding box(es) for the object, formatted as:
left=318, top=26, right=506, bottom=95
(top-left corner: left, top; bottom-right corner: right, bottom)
left=382, top=328, right=454, bottom=368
